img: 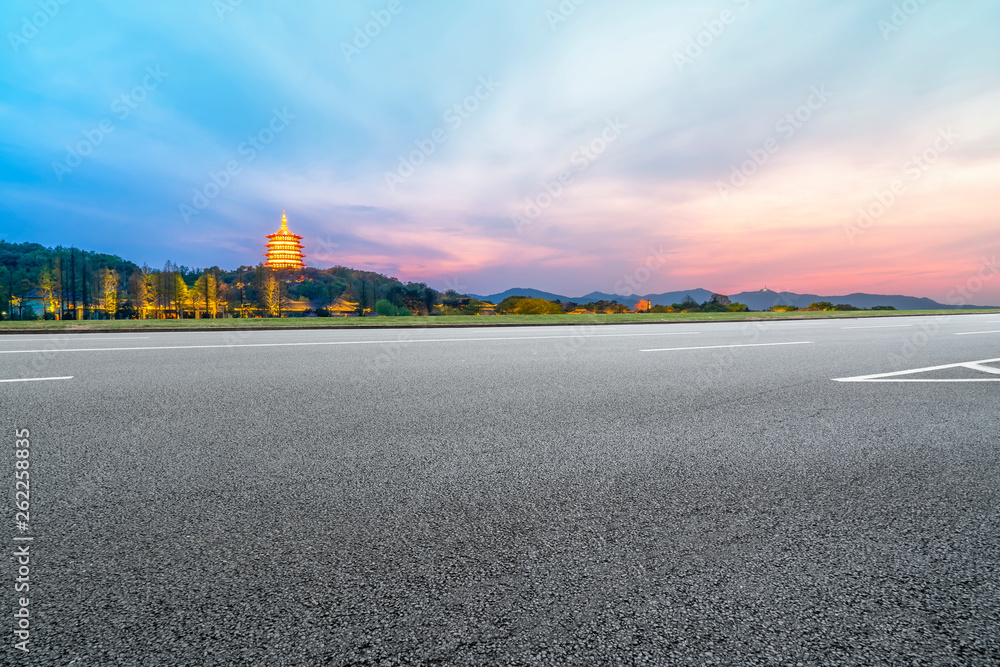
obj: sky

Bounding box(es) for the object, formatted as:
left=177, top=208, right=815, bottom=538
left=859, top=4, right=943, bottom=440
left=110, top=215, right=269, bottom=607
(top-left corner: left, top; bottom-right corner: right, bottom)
left=1, top=0, right=998, bottom=304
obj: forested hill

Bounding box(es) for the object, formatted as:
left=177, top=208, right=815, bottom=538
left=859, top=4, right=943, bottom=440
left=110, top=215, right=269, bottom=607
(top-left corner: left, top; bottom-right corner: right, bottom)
left=0, top=239, right=441, bottom=318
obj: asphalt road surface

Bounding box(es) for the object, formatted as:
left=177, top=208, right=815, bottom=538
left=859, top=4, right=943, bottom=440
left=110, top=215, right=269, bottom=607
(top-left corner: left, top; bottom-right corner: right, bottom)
left=3, top=314, right=999, bottom=665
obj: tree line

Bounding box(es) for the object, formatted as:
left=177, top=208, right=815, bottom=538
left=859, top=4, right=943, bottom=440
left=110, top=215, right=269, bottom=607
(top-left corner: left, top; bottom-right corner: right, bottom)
left=0, top=241, right=442, bottom=320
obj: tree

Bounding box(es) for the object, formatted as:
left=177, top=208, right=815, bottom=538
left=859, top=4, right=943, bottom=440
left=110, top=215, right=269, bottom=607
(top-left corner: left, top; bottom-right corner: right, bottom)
left=708, top=293, right=732, bottom=307
left=672, top=295, right=701, bottom=312
left=375, top=299, right=399, bottom=316
left=260, top=269, right=280, bottom=317
left=127, top=271, right=147, bottom=318
left=175, top=274, right=190, bottom=318
left=100, top=268, right=120, bottom=319
left=126, top=266, right=157, bottom=319
left=38, top=267, right=59, bottom=316
left=808, top=301, right=834, bottom=311
left=193, top=269, right=222, bottom=318
left=495, top=296, right=565, bottom=315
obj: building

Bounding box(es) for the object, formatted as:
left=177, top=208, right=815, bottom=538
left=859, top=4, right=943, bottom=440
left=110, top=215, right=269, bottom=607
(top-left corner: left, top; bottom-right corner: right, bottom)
left=328, top=297, right=361, bottom=316
left=264, top=211, right=306, bottom=270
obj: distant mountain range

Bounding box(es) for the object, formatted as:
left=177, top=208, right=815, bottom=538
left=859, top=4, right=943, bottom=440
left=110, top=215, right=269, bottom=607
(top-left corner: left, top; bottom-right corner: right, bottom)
left=467, top=287, right=996, bottom=311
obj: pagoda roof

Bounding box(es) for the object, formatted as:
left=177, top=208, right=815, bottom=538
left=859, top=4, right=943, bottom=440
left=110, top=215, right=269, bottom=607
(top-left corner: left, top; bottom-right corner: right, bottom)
left=267, top=211, right=303, bottom=240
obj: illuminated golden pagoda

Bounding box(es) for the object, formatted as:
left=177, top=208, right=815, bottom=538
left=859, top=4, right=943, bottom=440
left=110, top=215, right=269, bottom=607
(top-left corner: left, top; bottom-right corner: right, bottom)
left=264, top=210, right=306, bottom=270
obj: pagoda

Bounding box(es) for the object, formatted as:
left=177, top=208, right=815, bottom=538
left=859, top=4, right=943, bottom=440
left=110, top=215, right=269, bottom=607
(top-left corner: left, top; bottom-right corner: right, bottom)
left=264, top=211, right=306, bottom=270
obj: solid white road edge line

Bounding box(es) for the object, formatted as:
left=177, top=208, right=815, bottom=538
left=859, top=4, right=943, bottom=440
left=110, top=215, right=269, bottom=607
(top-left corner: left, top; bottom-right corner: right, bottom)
left=0, top=376, right=74, bottom=383
left=641, top=341, right=813, bottom=353
left=0, top=336, right=152, bottom=342
left=956, top=330, right=1000, bottom=336
left=0, top=331, right=702, bottom=355
left=840, top=325, right=914, bottom=329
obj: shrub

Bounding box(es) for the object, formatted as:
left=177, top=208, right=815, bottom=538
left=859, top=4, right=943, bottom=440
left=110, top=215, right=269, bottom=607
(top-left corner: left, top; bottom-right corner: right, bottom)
left=374, top=299, right=399, bottom=316
left=496, top=296, right=564, bottom=315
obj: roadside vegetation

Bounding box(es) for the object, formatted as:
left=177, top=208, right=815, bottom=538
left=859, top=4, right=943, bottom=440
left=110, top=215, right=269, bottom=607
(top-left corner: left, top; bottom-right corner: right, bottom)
left=1, top=309, right=996, bottom=332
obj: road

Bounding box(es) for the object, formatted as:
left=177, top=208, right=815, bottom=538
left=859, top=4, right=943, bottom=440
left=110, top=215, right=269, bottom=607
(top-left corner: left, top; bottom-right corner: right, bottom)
left=3, top=314, right=999, bottom=665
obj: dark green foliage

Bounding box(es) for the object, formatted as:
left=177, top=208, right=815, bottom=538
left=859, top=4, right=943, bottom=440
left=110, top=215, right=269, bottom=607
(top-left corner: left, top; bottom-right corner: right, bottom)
left=672, top=295, right=701, bottom=311
left=1, top=240, right=444, bottom=318
left=496, top=296, right=566, bottom=314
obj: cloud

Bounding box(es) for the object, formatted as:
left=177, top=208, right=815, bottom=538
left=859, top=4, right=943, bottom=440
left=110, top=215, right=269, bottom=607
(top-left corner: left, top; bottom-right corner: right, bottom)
left=2, top=0, right=999, bottom=302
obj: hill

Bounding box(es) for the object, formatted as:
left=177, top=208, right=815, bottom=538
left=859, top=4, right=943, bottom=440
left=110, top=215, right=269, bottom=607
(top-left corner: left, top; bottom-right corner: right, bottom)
left=470, top=287, right=994, bottom=311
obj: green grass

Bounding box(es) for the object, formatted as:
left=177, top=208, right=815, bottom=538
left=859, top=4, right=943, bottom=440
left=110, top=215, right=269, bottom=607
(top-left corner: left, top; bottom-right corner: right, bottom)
left=0, top=309, right=996, bottom=333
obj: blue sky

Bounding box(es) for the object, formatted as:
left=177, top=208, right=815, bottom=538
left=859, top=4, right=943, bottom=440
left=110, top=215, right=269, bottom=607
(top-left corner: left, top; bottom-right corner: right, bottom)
left=2, top=0, right=998, bottom=302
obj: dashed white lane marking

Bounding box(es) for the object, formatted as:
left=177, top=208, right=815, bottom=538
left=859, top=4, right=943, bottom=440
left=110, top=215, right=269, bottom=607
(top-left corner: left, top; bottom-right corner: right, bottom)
left=956, top=330, right=1000, bottom=336
left=840, top=325, right=914, bottom=329
left=833, top=357, right=1000, bottom=383
left=0, top=376, right=74, bottom=384
left=0, top=331, right=701, bottom=355
left=641, top=341, right=813, bottom=353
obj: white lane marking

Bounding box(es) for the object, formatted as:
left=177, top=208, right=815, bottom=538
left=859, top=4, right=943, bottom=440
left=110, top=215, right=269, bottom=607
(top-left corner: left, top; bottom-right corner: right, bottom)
left=763, top=321, right=836, bottom=326
left=963, top=363, right=1000, bottom=375
left=833, top=357, right=1000, bottom=383
left=0, top=336, right=151, bottom=342
left=956, top=330, right=1000, bottom=336
left=0, top=331, right=702, bottom=355
left=840, top=325, right=914, bottom=329
left=641, top=341, right=813, bottom=353
left=0, top=376, right=74, bottom=384
left=843, top=379, right=1000, bottom=383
